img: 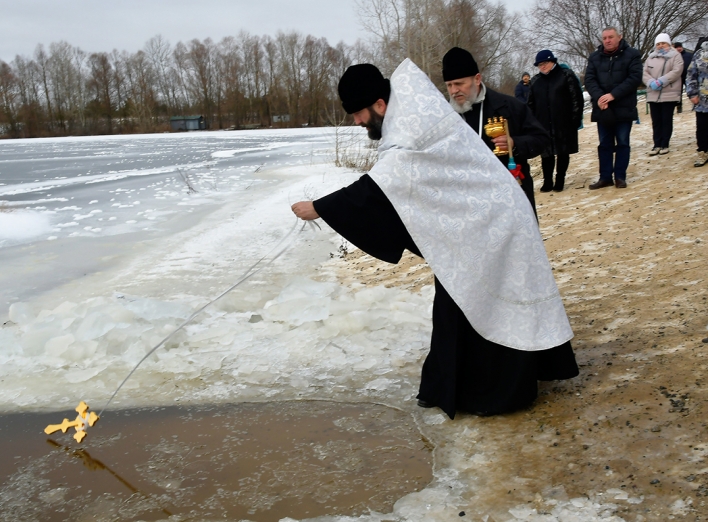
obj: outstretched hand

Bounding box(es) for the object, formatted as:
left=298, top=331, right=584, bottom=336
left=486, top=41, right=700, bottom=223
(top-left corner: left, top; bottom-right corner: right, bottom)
left=292, top=201, right=319, bottom=221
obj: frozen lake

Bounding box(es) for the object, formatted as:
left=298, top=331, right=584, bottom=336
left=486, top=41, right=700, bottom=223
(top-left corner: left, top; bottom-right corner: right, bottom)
left=0, top=129, right=343, bottom=314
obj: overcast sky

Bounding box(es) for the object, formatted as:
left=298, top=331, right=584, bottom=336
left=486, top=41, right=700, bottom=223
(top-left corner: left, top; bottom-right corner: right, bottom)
left=0, top=0, right=526, bottom=63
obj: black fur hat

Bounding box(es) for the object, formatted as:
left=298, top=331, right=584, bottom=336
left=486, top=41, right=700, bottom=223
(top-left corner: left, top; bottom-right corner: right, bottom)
left=442, top=47, right=480, bottom=82
left=338, top=64, right=390, bottom=114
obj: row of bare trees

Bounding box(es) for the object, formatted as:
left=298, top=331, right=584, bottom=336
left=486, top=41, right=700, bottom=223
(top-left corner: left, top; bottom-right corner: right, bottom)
left=0, top=0, right=706, bottom=139
left=0, top=32, right=371, bottom=138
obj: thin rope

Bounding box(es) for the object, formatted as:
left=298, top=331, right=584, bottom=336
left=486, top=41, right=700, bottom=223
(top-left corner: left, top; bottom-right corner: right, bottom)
left=99, top=217, right=313, bottom=416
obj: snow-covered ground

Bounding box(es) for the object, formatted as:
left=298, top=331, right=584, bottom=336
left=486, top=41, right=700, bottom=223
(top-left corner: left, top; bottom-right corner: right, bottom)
left=0, top=129, right=641, bottom=521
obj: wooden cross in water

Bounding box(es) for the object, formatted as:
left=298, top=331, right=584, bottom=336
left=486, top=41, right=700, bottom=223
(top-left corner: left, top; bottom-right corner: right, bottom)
left=45, top=401, right=100, bottom=443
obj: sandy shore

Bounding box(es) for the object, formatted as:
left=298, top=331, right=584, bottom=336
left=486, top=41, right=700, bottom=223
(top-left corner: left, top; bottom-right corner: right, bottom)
left=331, top=105, right=708, bottom=520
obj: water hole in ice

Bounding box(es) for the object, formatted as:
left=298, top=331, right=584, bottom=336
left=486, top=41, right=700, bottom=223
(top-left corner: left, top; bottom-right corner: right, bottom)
left=0, top=400, right=433, bottom=521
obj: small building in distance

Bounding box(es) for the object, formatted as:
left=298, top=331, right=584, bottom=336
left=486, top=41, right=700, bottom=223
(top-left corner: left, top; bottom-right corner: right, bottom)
left=170, top=116, right=206, bottom=132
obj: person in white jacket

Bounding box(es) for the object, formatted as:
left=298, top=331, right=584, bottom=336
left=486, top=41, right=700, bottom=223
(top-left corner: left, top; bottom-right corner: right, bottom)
left=643, top=33, right=684, bottom=155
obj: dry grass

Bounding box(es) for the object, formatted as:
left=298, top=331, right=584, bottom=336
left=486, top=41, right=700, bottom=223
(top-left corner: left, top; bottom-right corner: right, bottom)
left=333, top=126, right=378, bottom=172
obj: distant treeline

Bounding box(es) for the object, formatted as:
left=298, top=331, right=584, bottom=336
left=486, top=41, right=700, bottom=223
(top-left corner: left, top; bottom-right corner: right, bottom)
left=0, top=0, right=705, bottom=138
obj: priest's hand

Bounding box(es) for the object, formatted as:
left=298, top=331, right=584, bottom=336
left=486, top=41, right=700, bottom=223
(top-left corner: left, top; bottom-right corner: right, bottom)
left=491, top=134, right=514, bottom=154
left=292, top=201, right=320, bottom=221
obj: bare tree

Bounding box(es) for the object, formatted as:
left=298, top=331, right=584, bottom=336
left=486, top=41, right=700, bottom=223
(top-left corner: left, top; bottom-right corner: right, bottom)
left=277, top=31, right=306, bottom=126
left=0, top=61, right=19, bottom=136
left=87, top=52, right=115, bottom=133
left=12, top=54, right=43, bottom=136
left=34, top=44, right=54, bottom=128
left=145, top=35, right=177, bottom=116
left=355, top=0, right=523, bottom=91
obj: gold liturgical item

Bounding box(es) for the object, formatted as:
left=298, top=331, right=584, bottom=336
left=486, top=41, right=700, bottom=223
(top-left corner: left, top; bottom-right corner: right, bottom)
left=483, top=116, right=508, bottom=156
left=45, top=401, right=99, bottom=443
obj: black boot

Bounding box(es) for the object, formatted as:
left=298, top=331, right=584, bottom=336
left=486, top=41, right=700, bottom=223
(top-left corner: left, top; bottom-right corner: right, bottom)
left=553, top=174, right=565, bottom=192
left=540, top=174, right=554, bottom=192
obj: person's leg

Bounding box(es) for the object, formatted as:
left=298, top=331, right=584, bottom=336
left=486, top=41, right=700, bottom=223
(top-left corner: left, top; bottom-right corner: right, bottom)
left=697, top=112, right=708, bottom=152
left=596, top=122, right=615, bottom=181
left=648, top=102, right=661, bottom=149
left=540, top=155, right=555, bottom=192
left=677, top=84, right=683, bottom=113
left=659, top=102, right=675, bottom=150
left=553, top=153, right=570, bottom=191
left=696, top=112, right=708, bottom=167
left=613, top=121, right=633, bottom=181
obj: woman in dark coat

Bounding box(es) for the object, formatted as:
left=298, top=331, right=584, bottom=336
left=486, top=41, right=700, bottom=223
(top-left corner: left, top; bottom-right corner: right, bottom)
left=527, top=50, right=585, bottom=192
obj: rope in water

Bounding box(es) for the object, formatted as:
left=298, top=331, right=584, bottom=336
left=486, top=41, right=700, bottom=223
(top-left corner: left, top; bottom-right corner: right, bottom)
left=98, top=218, right=315, bottom=417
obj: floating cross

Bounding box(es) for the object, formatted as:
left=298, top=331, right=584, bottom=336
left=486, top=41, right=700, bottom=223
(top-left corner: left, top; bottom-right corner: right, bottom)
left=45, top=401, right=100, bottom=443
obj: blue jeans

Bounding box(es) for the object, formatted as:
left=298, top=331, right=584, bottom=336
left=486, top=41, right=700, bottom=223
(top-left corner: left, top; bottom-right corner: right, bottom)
left=597, top=121, right=633, bottom=181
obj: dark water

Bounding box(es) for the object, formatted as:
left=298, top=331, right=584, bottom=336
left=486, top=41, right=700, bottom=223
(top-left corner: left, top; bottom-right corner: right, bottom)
left=0, top=401, right=433, bottom=521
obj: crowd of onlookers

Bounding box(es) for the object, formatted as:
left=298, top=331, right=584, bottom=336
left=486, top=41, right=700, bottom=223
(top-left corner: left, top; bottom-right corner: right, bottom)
left=512, top=29, right=708, bottom=193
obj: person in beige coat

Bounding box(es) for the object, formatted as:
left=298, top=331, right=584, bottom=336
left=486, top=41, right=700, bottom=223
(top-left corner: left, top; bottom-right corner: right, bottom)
left=643, top=33, right=684, bottom=155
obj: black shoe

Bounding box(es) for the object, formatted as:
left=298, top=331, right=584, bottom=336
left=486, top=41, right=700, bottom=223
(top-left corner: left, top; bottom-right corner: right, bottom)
left=615, top=179, right=627, bottom=188
left=553, top=176, right=565, bottom=192
left=589, top=179, right=614, bottom=190
left=417, top=399, right=435, bottom=408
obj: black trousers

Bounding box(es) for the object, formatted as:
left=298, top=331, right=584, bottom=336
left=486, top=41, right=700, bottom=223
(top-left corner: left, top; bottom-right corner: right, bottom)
left=697, top=111, right=708, bottom=153
left=649, top=102, right=676, bottom=148
left=541, top=154, right=570, bottom=178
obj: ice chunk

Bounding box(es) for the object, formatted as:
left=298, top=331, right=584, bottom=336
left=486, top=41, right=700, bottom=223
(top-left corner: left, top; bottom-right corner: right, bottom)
left=45, top=334, right=75, bottom=357
left=263, top=277, right=336, bottom=326
left=122, top=296, right=192, bottom=321
left=8, top=302, right=35, bottom=326
left=63, top=358, right=105, bottom=382
left=0, top=210, right=52, bottom=240
left=20, top=324, right=59, bottom=356
left=75, top=312, right=117, bottom=341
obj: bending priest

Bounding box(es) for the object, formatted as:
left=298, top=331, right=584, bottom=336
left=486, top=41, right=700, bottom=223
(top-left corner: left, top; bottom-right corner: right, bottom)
left=292, top=60, right=578, bottom=419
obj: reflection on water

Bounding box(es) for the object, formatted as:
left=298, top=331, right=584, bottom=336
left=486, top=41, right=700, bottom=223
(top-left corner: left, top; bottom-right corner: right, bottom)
left=0, top=401, right=433, bottom=521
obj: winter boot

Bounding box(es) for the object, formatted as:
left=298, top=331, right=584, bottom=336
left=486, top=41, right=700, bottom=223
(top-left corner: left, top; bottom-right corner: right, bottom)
left=695, top=151, right=708, bottom=167
left=553, top=174, right=565, bottom=192
left=539, top=174, right=554, bottom=192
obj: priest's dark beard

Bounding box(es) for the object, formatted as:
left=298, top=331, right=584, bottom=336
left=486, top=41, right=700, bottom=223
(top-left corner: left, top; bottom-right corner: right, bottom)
left=365, top=109, right=384, bottom=140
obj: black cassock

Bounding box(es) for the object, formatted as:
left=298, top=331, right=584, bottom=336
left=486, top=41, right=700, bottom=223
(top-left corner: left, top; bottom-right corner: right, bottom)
left=314, top=174, right=579, bottom=419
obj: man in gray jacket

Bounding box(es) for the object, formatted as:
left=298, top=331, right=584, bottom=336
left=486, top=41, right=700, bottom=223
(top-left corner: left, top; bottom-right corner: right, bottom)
left=584, top=27, right=643, bottom=189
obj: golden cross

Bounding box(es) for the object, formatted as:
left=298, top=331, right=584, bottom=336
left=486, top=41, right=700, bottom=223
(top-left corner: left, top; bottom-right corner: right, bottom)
left=45, top=401, right=100, bottom=443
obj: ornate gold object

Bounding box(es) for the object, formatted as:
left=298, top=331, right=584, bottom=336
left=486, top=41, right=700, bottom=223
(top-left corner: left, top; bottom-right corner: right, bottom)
left=483, top=116, right=508, bottom=156
left=45, top=401, right=99, bottom=443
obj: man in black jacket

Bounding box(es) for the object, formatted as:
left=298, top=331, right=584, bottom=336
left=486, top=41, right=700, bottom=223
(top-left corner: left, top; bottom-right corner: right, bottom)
left=584, top=27, right=642, bottom=189
left=515, top=72, right=531, bottom=103
left=673, top=42, right=694, bottom=114
left=442, top=47, right=550, bottom=216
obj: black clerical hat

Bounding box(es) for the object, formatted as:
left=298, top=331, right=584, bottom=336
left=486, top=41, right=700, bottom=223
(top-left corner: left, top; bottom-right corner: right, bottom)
left=442, top=47, right=480, bottom=82
left=338, top=64, right=390, bottom=114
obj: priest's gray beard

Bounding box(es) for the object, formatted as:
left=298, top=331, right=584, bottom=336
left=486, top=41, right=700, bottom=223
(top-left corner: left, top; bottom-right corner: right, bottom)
left=449, top=83, right=487, bottom=114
